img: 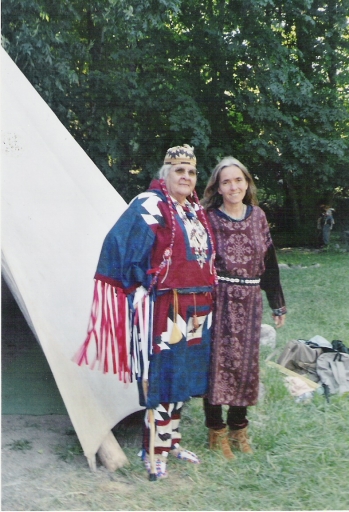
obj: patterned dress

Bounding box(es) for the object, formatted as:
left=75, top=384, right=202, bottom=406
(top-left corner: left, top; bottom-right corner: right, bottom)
left=79, top=179, right=216, bottom=409
left=208, top=206, right=286, bottom=407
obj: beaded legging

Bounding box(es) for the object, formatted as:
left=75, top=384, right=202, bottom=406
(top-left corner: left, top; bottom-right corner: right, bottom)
left=143, top=402, right=183, bottom=455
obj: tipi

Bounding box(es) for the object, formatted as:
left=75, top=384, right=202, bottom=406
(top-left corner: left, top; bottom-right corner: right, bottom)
left=1, top=48, right=143, bottom=470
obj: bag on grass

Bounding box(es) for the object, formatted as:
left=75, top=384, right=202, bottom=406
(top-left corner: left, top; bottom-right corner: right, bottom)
left=277, top=339, right=324, bottom=382
left=331, top=340, right=349, bottom=354
left=316, top=352, right=349, bottom=397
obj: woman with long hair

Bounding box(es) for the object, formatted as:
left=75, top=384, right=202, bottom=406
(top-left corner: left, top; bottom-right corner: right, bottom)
left=202, top=156, right=286, bottom=459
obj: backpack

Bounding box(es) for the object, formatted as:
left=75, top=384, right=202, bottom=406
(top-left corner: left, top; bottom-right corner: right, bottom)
left=316, top=352, right=349, bottom=398
left=331, top=340, right=349, bottom=354
left=276, top=339, right=324, bottom=382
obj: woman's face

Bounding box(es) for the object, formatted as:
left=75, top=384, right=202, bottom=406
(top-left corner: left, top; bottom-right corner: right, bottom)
left=165, top=164, right=197, bottom=204
left=218, top=165, right=248, bottom=206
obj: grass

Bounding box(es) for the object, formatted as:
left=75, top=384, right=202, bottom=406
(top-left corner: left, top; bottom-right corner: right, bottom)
left=6, top=242, right=348, bottom=511
left=54, top=438, right=84, bottom=462
left=24, top=391, right=349, bottom=512
left=8, top=439, right=33, bottom=451
left=102, top=242, right=349, bottom=511
left=268, top=241, right=349, bottom=344
left=110, top=392, right=349, bottom=511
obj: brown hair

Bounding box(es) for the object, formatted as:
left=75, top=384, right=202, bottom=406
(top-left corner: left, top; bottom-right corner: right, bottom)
left=202, top=156, right=258, bottom=210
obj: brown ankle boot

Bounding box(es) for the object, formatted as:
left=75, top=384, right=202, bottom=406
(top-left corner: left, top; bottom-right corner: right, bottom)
left=209, top=427, right=235, bottom=459
left=229, top=427, right=253, bottom=454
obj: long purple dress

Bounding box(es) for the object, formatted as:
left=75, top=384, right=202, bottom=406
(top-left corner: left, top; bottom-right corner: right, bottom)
left=208, top=206, right=286, bottom=407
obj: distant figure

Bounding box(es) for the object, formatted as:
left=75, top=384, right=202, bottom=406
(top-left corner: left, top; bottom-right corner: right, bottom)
left=317, top=206, right=335, bottom=247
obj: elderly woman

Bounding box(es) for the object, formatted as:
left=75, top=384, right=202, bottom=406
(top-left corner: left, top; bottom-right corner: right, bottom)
left=76, top=145, right=216, bottom=479
left=201, top=156, right=286, bottom=459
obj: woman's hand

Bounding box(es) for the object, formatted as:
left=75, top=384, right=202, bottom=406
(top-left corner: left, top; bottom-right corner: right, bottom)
left=273, top=314, right=286, bottom=328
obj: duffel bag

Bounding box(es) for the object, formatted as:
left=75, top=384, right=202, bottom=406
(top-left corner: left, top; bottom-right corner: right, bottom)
left=277, top=339, right=323, bottom=382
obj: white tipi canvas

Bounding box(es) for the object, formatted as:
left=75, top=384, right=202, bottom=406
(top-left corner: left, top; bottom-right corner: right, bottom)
left=1, top=48, right=142, bottom=463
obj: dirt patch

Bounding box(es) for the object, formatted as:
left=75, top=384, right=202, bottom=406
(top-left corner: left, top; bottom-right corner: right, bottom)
left=1, top=278, right=150, bottom=511
left=1, top=412, right=146, bottom=511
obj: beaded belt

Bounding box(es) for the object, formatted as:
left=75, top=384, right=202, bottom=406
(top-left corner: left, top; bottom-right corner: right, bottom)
left=217, top=274, right=261, bottom=286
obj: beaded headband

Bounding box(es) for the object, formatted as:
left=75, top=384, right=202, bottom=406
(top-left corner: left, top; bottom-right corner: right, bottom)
left=164, top=144, right=196, bottom=166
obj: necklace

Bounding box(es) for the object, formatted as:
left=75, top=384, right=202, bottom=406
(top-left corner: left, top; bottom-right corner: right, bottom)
left=173, top=200, right=208, bottom=268
left=221, top=203, right=247, bottom=221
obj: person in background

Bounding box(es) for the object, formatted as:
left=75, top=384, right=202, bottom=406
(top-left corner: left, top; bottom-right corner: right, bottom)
left=75, top=145, right=216, bottom=479
left=317, top=205, right=335, bottom=247
left=201, top=156, right=286, bottom=459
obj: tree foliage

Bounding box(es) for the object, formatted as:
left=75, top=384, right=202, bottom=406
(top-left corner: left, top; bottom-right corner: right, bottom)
left=2, top=0, right=349, bottom=236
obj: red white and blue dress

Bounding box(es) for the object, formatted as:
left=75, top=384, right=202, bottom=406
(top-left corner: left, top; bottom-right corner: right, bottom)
left=75, top=179, right=216, bottom=411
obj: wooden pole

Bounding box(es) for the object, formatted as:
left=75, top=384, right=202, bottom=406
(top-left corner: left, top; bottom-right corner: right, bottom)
left=96, top=431, right=129, bottom=471
left=148, top=409, right=157, bottom=481
left=87, top=455, right=97, bottom=472
left=267, top=361, right=320, bottom=389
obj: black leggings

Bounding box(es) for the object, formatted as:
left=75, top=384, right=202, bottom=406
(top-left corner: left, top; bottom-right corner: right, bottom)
left=203, top=397, right=248, bottom=430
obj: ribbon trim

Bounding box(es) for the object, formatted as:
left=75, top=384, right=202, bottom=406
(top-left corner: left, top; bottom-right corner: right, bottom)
left=72, top=279, right=131, bottom=382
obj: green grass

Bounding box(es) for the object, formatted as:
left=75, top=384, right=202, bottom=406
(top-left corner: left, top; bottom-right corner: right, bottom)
left=8, top=439, right=33, bottom=451
left=267, top=245, right=349, bottom=344
left=108, top=246, right=349, bottom=511
left=54, top=438, right=84, bottom=462
left=111, top=389, right=349, bottom=511
left=12, top=246, right=347, bottom=511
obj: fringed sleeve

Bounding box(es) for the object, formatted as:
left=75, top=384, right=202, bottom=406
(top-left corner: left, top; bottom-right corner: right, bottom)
left=73, top=192, right=162, bottom=381
left=73, top=280, right=155, bottom=383
left=73, top=280, right=131, bottom=382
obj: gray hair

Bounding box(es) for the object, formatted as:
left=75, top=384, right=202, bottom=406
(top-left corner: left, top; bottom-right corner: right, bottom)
left=214, top=156, right=249, bottom=175
left=158, top=164, right=173, bottom=179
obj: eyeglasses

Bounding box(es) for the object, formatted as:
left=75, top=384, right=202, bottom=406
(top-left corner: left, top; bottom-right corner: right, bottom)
left=173, top=168, right=199, bottom=177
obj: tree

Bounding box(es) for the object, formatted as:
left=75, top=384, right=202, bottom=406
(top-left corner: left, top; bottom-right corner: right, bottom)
left=2, top=0, right=349, bottom=241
